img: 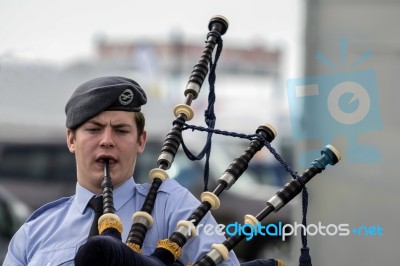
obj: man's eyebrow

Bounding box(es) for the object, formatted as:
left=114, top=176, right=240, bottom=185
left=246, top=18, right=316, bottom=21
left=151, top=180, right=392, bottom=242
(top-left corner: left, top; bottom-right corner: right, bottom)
left=86, top=120, right=105, bottom=127
left=110, top=122, right=132, bottom=128
left=85, top=120, right=133, bottom=128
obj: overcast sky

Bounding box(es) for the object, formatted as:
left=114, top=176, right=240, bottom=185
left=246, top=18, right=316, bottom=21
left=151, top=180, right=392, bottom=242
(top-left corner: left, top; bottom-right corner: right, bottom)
left=0, top=0, right=304, bottom=76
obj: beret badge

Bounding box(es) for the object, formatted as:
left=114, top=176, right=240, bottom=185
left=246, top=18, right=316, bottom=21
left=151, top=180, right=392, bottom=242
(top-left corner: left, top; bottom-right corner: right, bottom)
left=119, top=89, right=134, bottom=106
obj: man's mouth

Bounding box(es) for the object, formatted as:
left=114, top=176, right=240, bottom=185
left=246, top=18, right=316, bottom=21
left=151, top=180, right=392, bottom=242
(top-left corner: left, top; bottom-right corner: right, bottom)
left=96, top=156, right=118, bottom=167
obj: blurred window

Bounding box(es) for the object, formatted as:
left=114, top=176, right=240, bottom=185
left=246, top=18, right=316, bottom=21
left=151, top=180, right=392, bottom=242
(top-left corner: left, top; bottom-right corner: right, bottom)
left=0, top=199, right=12, bottom=238
left=0, top=144, right=75, bottom=182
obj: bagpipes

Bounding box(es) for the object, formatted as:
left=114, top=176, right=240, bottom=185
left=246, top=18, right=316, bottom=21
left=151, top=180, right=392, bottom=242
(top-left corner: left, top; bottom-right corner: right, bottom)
left=74, top=15, right=341, bottom=266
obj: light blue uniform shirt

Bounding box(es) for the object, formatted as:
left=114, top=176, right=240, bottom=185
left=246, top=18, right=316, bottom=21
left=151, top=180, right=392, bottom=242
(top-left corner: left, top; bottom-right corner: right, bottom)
left=3, top=177, right=239, bottom=266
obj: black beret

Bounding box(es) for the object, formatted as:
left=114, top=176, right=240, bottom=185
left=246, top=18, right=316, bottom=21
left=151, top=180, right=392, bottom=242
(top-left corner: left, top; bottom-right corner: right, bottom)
left=65, top=76, right=147, bottom=129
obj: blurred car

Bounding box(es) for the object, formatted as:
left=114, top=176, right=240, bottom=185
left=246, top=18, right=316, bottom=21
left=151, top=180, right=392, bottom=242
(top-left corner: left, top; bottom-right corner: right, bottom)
left=0, top=186, right=32, bottom=263
left=0, top=138, right=295, bottom=262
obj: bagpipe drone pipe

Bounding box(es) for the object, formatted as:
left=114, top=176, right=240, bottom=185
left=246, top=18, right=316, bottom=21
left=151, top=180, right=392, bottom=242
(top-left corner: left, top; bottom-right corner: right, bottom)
left=74, top=15, right=341, bottom=266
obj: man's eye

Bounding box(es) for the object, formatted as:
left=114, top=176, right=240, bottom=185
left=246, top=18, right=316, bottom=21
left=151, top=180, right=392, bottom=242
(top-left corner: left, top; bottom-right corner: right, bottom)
left=115, top=129, right=128, bottom=134
left=87, top=128, right=100, bottom=132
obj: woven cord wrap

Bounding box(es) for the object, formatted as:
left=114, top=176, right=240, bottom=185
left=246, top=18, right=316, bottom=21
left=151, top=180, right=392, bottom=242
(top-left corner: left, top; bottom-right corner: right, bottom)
left=179, top=31, right=223, bottom=192
left=176, top=121, right=312, bottom=264
left=173, top=28, right=311, bottom=265
left=299, top=187, right=312, bottom=266
left=263, top=141, right=311, bottom=265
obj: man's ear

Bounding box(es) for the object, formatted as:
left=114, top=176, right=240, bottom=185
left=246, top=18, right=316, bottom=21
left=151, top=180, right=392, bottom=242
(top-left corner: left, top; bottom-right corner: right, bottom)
left=66, top=129, right=76, bottom=153
left=137, top=130, right=147, bottom=154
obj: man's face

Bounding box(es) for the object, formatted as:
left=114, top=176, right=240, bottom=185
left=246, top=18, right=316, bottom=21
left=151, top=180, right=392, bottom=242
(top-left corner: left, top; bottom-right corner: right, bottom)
left=67, top=111, right=146, bottom=194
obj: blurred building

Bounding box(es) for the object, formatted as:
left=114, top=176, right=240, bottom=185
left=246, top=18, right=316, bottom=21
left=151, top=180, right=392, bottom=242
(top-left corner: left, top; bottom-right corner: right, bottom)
left=92, top=36, right=288, bottom=145
left=96, top=36, right=281, bottom=76
left=0, top=35, right=288, bottom=147
left=290, top=0, right=400, bottom=265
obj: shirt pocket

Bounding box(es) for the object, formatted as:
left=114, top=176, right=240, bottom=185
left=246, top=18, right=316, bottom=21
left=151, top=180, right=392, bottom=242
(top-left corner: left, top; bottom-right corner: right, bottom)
left=28, top=246, right=77, bottom=266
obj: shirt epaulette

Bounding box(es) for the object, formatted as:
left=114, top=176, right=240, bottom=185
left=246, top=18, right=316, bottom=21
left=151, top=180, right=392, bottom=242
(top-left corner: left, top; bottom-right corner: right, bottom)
left=27, top=196, right=73, bottom=222
left=135, top=179, right=185, bottom=197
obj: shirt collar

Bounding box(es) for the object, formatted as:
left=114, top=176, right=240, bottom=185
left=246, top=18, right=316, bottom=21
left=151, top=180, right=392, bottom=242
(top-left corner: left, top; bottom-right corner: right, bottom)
left=75, top=177, right=136, bottom=214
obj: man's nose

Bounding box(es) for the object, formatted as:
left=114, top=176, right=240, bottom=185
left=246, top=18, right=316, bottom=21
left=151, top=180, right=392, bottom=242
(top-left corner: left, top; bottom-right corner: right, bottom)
left=100, top=128, right=115, bottom=149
